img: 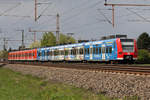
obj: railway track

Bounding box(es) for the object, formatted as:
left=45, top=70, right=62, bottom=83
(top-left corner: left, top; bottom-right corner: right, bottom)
left=1, top=61, right=150, bottom=75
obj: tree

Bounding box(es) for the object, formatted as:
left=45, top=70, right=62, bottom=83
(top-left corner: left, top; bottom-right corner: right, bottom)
left=0, top=50, right=8, bottom=59
left=40, top=32, right=56, bottom=47
left=40, top=32, right=76, bottom=47
left=136, top=49, right=150, bottom=64
left=59, top=33, right=76, bottom=44
left=137, top=32, right=150, bottom=49
left=29, top=41, right=41, bottom=48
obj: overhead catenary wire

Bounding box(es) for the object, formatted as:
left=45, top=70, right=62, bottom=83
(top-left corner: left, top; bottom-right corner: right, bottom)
left=97, top=9, right=112, bottom=25
left=0, top=3, right=21, bottom=16
left=36, top=3, right=52, bottom=20
left=60, top=0, right=91, bottom=16
left=126, top=8, right=150, bottom=23
left=61, top=0, right=104, bottom=25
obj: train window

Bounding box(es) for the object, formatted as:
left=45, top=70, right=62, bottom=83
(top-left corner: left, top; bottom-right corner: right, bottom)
left=76, top=49, right=79, bottom=55
left=47, top=51, right=49, bottom=56
left=65, top=50, right=69, bottom=55
left=99, top=47, right=101, bottom=53
left=29, top=53, right=31, bottom=57
left=57, top=50, right=59, bottom=55
left=102, top=47, right=105, bottom=53
left=96, top=48, right=98, bottom=54
left=85, top=49, right=87, bottom=54
left=49, top=51, right=51, bottom=56
left=86, top=48, right=89, bottom=54
left=109, top=47, right=112, bottom=53
left=54, top=50, right=56, bottom=55
left=106, top=47, right=109, bottom=53
left=60, top=50, right=64, bottom=55
left=71, top=49, right=73, bottom=55
left=75, top=49, right=77, bottom=55
left=114, top=42, right=116, bottom=48
left=93, top=48, right=96, bottom=54
left=71, top=49, right=76, bottom=55
left=81, top=49, right=83, bottom=55
left=80, top=48, right=83, bottom=54
left=90, top=48, right=92, bottom=54
left=38, top=52, right=40, bottom=56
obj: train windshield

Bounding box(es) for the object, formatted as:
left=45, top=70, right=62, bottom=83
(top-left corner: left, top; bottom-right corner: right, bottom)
left=120, top=39, right=134, bottom=52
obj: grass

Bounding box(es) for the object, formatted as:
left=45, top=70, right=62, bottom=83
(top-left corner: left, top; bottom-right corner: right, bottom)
left=0, top=68, right=138, bottom=100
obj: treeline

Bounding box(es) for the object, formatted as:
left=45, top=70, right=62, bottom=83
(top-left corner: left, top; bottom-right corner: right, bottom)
left=136, top=32, right=150, bottom=64
left=30, top=32, right=76, bottom=48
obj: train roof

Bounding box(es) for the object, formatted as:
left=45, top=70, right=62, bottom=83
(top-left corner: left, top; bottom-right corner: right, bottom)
left=9, top=37, right=134, bottom=53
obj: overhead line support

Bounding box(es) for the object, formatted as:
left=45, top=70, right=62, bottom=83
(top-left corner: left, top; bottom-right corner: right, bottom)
left=56, top=13, right=60, bottom=45
left=104, top=0, right=150, bottom=27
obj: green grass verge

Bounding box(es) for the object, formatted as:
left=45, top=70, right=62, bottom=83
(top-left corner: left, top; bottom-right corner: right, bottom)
left=0, top=68, right=138, bottom=100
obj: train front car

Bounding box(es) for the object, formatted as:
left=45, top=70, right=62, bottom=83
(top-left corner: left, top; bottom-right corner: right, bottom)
left=116, top=38, right=137, bottom=63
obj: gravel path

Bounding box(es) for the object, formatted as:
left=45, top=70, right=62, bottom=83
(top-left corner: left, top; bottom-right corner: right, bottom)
left=3, top=64, right=150, bottom=100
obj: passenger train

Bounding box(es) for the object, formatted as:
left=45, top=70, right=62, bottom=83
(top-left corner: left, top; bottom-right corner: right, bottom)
left=8, top=35, right=138, bottom=64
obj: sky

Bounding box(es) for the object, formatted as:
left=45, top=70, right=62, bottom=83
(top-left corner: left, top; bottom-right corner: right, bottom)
left=0, top=0, right=150, bottom=50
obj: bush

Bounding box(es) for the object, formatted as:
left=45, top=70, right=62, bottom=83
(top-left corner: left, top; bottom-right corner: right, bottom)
left=136, top=49, right=150, bottom=64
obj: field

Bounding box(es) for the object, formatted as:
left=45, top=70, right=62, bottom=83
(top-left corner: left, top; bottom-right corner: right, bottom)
left=0, top=67, right=138, bottom=100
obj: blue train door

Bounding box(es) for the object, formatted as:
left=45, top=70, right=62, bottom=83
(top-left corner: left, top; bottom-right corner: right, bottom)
left=42, top=49, right=45, bottom=61
left=84, top=45, right=90, bottom=60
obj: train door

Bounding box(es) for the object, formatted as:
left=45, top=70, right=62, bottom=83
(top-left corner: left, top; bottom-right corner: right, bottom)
left=84, top=45, right=90, bottom=60
left=37, top=49, right=41, bottom=61
left=102, top=44, right=106, bottom=60
left=42, top=49, right=45, bottom=61
left=112, top=41, right=117, bottom=60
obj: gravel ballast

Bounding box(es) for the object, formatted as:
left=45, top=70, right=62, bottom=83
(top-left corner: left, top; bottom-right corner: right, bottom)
left=3, top=64, right=150, bottom=100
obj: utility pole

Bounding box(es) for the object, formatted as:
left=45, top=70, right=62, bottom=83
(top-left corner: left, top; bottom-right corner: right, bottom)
left=22, top=30, right=24, bottom=47
left=104, top=0, right=150, bottom=27
left=16, top=29, right=25, bottom=49
left=34, top=0, right=37, bottom=43
left=3, top=38, right=6, bottom=51
left=35, top=0, right=37, bottom=22
left=34, top=32, right=36, bottom=42
left=56, top=13, right=60, bottom=45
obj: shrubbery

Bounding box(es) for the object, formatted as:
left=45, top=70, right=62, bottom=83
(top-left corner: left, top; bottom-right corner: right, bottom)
left=136, top=49, right=150, bottom=64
